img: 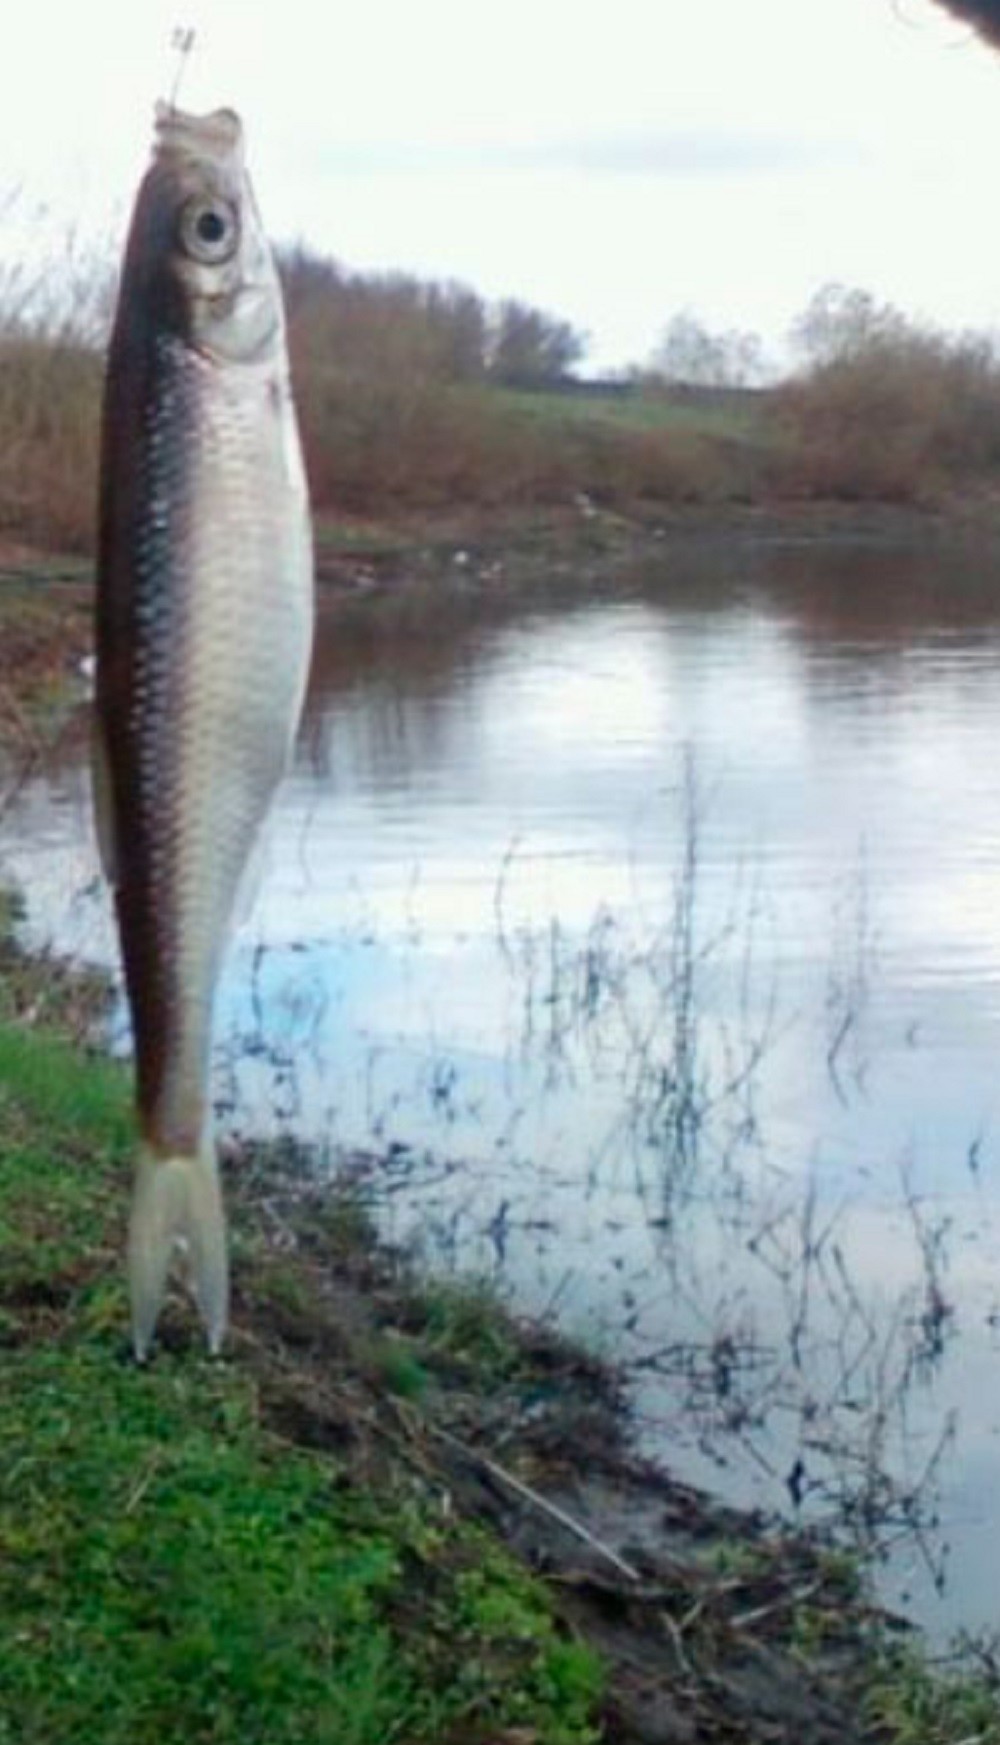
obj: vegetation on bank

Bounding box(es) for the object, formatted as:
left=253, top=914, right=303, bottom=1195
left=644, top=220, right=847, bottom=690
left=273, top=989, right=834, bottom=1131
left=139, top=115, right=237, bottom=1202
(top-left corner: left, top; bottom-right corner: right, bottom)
left=5, top=222, right=1000, bottom=553
left=0, top=1021, right=605, bottom=1745
left=280, top=271, right=1000, bottom=520
left=775, top=283, right=1000, bottom=503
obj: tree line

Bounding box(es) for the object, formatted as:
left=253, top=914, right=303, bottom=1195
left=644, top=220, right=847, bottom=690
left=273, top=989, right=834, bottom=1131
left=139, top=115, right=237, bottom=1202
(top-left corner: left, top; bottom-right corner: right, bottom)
left=278, top=245, right=585, bottom=389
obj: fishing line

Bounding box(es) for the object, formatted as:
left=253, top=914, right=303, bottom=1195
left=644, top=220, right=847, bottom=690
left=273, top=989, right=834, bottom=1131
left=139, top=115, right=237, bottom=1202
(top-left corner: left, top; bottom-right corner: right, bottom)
left=167, top=25, right=197, bottom=112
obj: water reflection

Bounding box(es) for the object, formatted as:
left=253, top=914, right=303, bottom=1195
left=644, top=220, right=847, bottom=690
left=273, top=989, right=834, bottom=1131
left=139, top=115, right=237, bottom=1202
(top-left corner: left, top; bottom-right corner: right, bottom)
left=5, top=532, right=1000, bottom=1640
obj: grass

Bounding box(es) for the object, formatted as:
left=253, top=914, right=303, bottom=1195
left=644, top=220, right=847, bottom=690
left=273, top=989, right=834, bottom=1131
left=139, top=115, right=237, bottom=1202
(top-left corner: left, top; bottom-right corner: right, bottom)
left=394, top=1276, right=526, bottom=1384
left=0, top=1023, right=604, bottom=1745
left=866, top=1641, right=1000, bottom=1744
left=0, top=1346, right=601, bottom=1744
left=492, top=383, right=767, bottom=440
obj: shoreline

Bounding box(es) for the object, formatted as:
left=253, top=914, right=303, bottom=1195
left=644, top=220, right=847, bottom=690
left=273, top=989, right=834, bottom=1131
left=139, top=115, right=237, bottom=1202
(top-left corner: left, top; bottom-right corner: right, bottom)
left=0, top=970, right=990, bottom=1741
left=312, top=495, right=1000, bottom=597
left=0, top=1004, right=934, bottom=1744
left=2, top=503, right=1000, bottom=1740
left=3, top=494, right=996, bottom=732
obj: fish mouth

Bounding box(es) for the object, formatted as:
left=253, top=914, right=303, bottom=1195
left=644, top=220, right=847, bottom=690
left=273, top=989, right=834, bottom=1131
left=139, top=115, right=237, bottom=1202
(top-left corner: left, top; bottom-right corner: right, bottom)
left=153, top=103, right=244, bottom=167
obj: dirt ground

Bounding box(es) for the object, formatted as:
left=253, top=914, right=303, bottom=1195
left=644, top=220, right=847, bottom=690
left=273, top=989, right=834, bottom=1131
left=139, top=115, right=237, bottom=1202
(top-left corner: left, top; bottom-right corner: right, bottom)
left=224, top=1143, right=906, bottom=1745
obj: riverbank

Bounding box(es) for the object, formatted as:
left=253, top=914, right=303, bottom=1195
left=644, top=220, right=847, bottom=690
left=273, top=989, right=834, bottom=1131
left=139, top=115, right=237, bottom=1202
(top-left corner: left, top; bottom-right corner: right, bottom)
left=3, top=496, right=999, bottom=728
left=311, top=494, right=1000, bottom=598
left=4, top=1003, right=996, bottom=1745
left=3, top=506, right=1000, bottom=1740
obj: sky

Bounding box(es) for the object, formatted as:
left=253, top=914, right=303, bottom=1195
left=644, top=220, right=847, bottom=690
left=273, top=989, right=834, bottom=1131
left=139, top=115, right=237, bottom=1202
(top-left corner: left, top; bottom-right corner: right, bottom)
left=3, top=0, right=1000, bottom=373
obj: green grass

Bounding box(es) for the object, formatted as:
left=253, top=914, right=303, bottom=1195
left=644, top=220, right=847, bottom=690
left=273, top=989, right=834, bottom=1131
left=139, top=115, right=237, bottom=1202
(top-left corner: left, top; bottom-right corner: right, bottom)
left=311, top=519, right=418, bottom=558
left=403, top=1276, right=525, bottom=1382
left=0, top=1023, right=603, bottom=1745
left=491, top=384, right=768, bottom=440
left=867, top=1642, right=1000, bottom=1745
left=0, top=1346, right=601, bottom=1745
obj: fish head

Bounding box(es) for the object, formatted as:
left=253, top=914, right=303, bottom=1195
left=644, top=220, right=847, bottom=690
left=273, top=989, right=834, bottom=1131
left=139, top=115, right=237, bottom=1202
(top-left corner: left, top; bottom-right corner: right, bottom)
left=124, top=104, right=284, bottom=365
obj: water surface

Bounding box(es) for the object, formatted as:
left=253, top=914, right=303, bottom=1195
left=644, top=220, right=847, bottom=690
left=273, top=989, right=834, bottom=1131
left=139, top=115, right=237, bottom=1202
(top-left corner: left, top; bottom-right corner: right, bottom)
left=6, top=531, right=1000, bottom=1638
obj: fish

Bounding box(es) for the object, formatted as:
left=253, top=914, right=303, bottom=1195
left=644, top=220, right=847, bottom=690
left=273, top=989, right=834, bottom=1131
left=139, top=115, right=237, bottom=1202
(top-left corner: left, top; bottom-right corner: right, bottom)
left=94, top=104, right=314, bottom=1359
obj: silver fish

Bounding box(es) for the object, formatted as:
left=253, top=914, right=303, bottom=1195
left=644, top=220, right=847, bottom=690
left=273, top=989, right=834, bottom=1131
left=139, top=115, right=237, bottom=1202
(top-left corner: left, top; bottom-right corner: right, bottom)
left=94, top=105, right=314, bottom=1358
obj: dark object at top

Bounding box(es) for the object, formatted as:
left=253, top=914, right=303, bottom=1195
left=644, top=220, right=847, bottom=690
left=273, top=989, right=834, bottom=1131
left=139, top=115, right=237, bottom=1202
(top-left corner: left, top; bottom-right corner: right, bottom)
left=935, top=0, right=1000, bottom=48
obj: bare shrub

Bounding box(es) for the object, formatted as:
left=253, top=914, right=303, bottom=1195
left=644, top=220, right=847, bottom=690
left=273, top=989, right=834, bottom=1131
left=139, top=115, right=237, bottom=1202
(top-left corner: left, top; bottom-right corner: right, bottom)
left=649, top=310, right=767, bottom=390
left=0, top=337, right=102, bottom=549
left=0, top=207, right=112, bottom=550
left=777, top=289, right=1000, bottom=502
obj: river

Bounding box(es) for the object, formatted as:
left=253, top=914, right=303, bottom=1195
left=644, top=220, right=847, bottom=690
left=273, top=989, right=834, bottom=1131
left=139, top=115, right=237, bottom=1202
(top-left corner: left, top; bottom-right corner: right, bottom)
left=4, top=525, right=1000, bottom=1642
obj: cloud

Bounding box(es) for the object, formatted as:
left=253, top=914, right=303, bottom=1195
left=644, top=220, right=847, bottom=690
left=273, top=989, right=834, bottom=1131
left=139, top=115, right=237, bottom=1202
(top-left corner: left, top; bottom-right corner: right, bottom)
left=310, top=130, right=870, bottom=180
left=530, top=132, right=870, bottom=176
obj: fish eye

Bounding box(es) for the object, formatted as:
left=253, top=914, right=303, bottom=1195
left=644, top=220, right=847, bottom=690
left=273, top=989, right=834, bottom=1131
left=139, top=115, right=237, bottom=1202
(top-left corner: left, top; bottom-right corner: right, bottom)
left=178, top=196, right=239, bottom=265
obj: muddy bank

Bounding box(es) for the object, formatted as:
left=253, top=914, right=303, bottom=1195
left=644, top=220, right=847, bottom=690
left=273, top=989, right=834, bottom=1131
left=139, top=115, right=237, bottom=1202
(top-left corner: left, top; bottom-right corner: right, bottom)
left=0, top=497, right=988, bottom=736
left=3, top=498, right=1000, bottom=719
left=226, top=1141, right=906, bottom=1745
left=310, top=497, right=1000, bottom=599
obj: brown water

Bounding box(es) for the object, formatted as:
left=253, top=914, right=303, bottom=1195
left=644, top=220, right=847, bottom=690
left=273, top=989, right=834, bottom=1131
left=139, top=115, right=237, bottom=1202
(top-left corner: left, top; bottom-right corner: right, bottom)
left=5, top=532, right=1000, bottom=1640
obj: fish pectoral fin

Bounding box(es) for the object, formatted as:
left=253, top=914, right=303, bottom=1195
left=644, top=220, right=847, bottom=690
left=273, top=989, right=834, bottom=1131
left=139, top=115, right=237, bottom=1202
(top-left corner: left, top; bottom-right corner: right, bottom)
left=128, top=1143, right=229, bottom=1360
left=91, top=720, right=118, bottom=885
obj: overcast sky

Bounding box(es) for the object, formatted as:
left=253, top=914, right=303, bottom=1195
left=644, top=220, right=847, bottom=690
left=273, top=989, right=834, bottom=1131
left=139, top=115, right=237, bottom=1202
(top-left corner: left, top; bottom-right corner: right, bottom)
left=3, top=0, right=1000, bottom=371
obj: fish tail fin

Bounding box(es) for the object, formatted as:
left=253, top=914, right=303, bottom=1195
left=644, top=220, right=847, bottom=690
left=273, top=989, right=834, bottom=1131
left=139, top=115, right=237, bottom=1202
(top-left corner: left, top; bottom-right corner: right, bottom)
left=128, top=1142, right=229, bottom=1361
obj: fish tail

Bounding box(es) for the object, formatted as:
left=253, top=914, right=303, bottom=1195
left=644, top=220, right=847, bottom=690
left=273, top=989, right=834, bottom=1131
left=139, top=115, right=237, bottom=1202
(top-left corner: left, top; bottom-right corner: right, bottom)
left=128, top=1141, right=229, bottom=1361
